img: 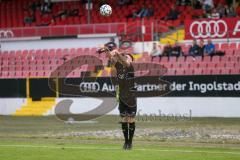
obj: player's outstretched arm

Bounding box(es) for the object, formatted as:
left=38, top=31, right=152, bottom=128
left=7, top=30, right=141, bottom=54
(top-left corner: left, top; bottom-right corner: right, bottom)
left=113, top=51, right=130, bottom=67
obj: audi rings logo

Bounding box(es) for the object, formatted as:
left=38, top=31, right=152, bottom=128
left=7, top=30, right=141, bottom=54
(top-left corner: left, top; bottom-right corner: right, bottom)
left=190, top=20, right=228, bottom=38
left=0, top=30, right=14, bottom=39
left=80, top=82, right=100, bottom=93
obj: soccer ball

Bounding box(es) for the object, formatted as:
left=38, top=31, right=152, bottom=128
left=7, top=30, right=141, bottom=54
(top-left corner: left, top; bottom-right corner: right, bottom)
left=100, top=4, right=112, bottom=17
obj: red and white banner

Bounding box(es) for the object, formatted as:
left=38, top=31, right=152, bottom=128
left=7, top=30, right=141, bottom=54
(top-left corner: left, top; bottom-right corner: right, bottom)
left=0, top=29, right=14, bottom=39
left=185, top=18, right=240, bottom=39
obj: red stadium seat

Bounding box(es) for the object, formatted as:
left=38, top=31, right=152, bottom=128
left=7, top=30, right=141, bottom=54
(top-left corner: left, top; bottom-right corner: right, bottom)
left=221, top=68, right=231, bottom=75
left=161, top=62, right=170, bottom=69
left=180, top=63, right=189, bottom=69
left=229, top=56, right=240, bottom=62
left=221, top=56, right=230, bottom=62
left=199, top=62, right=207, bottom=68
left=175, top=69, right=185, bottom=75
left=186, top=56, right=198, bottom=63
left=235, top=50, right=240, bottom=55
left=160, top=57, right=168, bottom=63
left=166, top=69, right=176, bottom=76
left=216, top=62, right=225, bottom=68
left=215, top=43, right=220, bottom=50
left=152, top=57, right=160, bottom=62
left=229, top=43, right=237, bottom=49
left=212, top=56, right=220, bottom=62
left=169, top=57, right=177, bottom=63
left=193, top=69, right=203, bottom=75
left=221, top=43, right=229, bottom=50
left=207, top=62, right=216, bottom=69
left=203, top=56, right=211, bottom=62
left=225, top=62, right=235, bottom=68
left=230, top=69, right=240, bottom=74
left=211, top=69, right=221, bottom=75
left=225, top=49, right=234, bottom=55
left=202, top=68, right=212, bottom=75
left=177, top=56, right=185, bottom=63
left=171, top=62, right=181, bottom=69
left=235, top=61, right=240, bottom=68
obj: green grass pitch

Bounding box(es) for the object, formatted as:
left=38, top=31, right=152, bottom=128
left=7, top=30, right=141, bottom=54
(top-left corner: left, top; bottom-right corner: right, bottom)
left=0, top=116, right=240, bottom=160
left=1, top=139, right=240, bottom=160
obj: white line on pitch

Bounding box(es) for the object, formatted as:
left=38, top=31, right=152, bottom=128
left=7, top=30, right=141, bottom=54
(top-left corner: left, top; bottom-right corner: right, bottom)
left=0, top=144, right=240, bottom=155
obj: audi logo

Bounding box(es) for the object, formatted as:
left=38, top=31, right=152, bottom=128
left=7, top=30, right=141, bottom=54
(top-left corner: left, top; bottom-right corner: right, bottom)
left=190, top=20, right=228, bottom=38
left=0, top=30, right=14, bottom=39
left=79, top=82, right=100, bottom=93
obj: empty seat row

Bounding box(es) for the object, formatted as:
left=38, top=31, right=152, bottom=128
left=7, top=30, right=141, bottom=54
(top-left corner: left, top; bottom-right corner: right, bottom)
left=157, top=54, right=240, bottom=63
left=167, top=68, right=240, bottom=76
left=1, top=47, right=240, bottom=78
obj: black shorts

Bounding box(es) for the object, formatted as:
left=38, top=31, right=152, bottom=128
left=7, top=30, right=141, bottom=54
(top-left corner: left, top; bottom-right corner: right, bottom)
left=118, top=98, right=137, bottom=117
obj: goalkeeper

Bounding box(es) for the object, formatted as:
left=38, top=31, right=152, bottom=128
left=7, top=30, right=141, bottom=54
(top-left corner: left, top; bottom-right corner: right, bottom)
left=98, top=42, right=137, bottom=150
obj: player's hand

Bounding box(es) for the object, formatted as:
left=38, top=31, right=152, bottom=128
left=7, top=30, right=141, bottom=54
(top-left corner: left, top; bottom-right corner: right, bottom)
left=110, top=50, right=119, bottom=56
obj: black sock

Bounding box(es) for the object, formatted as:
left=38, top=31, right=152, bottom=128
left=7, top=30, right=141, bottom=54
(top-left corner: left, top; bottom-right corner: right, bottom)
left=121, top=122, right=128, bottom=144
left=128, top=122, right=135, bottom=145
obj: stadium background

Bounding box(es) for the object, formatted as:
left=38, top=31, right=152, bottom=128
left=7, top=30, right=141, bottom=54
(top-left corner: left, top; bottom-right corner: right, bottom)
left=1, top=0, right=240, bottom=117
left=0, top=0, right=240, bottom=159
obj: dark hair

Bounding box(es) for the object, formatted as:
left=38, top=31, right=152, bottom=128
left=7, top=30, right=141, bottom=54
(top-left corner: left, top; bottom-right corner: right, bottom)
left=104, top=42, right=117, bottom=51
left=126, top=53, right=134, bottom=61
left=97, top=42, right=117, bottom=54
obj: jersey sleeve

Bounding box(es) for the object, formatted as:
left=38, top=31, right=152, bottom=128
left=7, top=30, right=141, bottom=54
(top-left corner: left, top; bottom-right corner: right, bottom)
left=114, top=62, right=122, bottom=70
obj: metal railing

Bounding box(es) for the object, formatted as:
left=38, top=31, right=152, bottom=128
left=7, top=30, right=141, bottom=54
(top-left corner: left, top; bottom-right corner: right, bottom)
left=2, top=18, right=240, bottom=45
left=0, top=23, right=127, bottom=39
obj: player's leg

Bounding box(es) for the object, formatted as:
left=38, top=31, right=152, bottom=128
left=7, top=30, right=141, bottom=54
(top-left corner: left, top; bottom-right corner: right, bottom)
left=121, top=116, right=128, bottom=149
left=119, top=100, right=128, bottom=149
left=126, top=105, right=137, bottom=150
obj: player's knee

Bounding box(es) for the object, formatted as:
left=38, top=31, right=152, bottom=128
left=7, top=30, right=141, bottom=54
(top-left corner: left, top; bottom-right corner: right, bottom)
left=121, top=116, right=128, bottom=123
left=127, top=116, right=135, bottom=123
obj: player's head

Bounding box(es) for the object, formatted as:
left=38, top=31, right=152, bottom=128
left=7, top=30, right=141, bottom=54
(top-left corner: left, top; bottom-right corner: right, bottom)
left=125, top=54, right=134, bottom=63
left=97, top=42, right=117, bottom=54
left=104, top=42, right=117, bottom=51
